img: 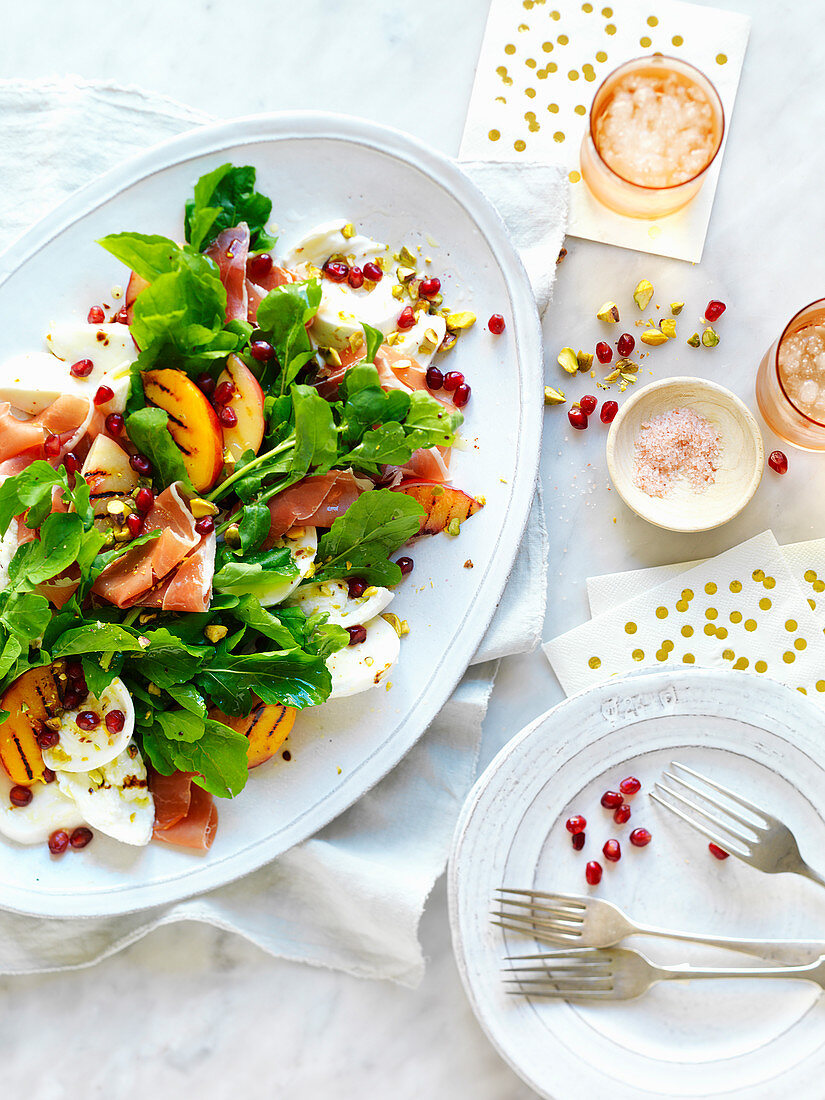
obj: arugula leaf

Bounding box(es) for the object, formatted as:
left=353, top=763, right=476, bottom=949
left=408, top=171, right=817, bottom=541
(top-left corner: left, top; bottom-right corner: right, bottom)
left=8, top=513, right=83, bottom=587
left=289, top=385, right=339, bottom=479
left=0, top=637, right=23, bottom=682
left=313, top=489, right=424, bottom=586
left=129, top=627, right=205, bottom=689
left=0, top=593, right=51, bottom=645
left=237, top=502, right=271, bottom=554
left=184, top=163, right=276, bottom=253
left=126, top=407, right=193, bottom=491
left=404, top=390, right=463, bottom=443
left=97, top=232, right=181, bottom=282
left=362, top=323, right=384, bottom=363
left=213, top=546, right=298, bottom=600
left=50, top=623, right=149, bottom=658
left=274, top=606, right=349, bottom=659
left=142, top=711, right=249, bottom=798
left=165, top=682, right=208, bottom=717
left=196, top=642, right=331, bottom=715
left=0, top=461, right=63, bottom=536
left=255, top=280, right=322, bottom=393
left=81, top=658, right=121, bottom=697
left=230, top=595, right=305, bottom=650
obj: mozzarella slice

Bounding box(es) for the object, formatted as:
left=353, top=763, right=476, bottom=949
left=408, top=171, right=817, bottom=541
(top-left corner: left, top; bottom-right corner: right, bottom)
left=259, top=526, right=318, bottom=606
left=327, top=614, right=400, bottom=699
left=288, top=578, right=394, bottom=626
left=31, top=321, right=134, bottom=414
left=0, top=518, right=19, bottom=590
left=282, top=220, right=387, bottom=270
left=43, top=677, right=135, bottom=773
left=0, top=769, right=84, bottom=844
left=388, top=311, right=447, bottom=370
left=55, top=743, right=154, bottom=846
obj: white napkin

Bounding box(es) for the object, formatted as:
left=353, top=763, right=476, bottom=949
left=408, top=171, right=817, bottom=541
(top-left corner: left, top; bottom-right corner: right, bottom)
left=0, top=78, right=557, bottom=986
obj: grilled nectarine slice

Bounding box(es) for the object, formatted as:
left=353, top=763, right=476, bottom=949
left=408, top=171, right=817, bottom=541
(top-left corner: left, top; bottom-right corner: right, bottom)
left=394, top=482, right=483, bottom=535
left=0, top=666, right=61, bottom=784
left=218, top=355, right=265, bottom=462
left=81, top=435, right=140, bottom=516
left=142, top=368, right=224, bottom=491
left=210, top=700, right=296, bottom=769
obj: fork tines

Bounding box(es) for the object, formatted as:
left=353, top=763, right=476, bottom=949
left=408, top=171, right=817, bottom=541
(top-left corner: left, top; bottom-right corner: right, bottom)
left=502, top=948, right=614, bottom=999
left=492, top=888, right=585, bottom=942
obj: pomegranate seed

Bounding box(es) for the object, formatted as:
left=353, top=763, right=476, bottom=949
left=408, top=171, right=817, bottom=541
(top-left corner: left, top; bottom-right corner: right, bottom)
left=324, top=260, right=349, bottom=283
left=44, top=433, right=61, bottom=457
left=66, top=659, right=83, bottom=681
left=93, top=385, right=114, bottom=406
left=617, top=333, right=635, bottom=357
left=194, top=516, right=214, bottom=535
left=219, top=405, right=238, bottom=428
left=565, top=815, right=587, bottom=834
left=705, top=300, right=726, bottom=322
left=126, top=512, right=145, bottom=537
left=42, top=768, right=56, bottom=784
left=76, top=711, right=100, bottom=731
left=347, top=624, right=367, bottom=646
left=768, top=450, right=788, bottom=475
left=247, top=253, right=273, bottom=281
left=70, top=358, right=94, bottom=378
left=62, top=690, right=81, bottom=711
left=250, top=340, right=275, bottom=362
left=105, top=413, right=125, bottom=436
left=596, top=341, right=612, bottom=364
left=572, top=832, right=586, bottom=851
left=37, top=726, right=60, bottom=749
left=397, top=306, right=416, bottom=330
left=105, top=710, right=126, bottom=735
left=568, top=407, right=588, bottom=430
left=362, top=262, right=383, bottom=282
left=453, top=383, right=471, bottom=408
left=129, top=453, right=152, bottom=476
left=115, top=308, right=129, bottom=325
left=600, top=400, right=618, bottom=424
left=9, top=785, right=32, bottom=807
left=135, top=487, right=154, bottom=513
left=603, top=839, right=621, bottom=862
left=443, top=371, right=464, bottom=392
left=63, top=451, right=81, bottom=474
left=613, top=803, right=631, bottom=824
left=425, top=366, right=444, bottom=390
left=580, top=394, right=597, bottom=415
left=629, top=828, right=652, bottom=847
left=600, top=790, right=623, bottom=809
left=396, top=556, right=414, bottom=576
left=419, top=277, right=442, bottom=299
left=488, top=313, right=506, bottom=335
left=347, top=266, right=364, bottom=289
left=87, top=306, right=106, bottom=324
left=347, top=577, right=368, bottom=598
left=70, top=827, right=93, bottom=850
left=585, top=861, right=602, bottom=885
left=620, top=776, right=641, bottom=796
left=196, top=372, right=216, bottom=397
left=214, top=380, right=235, bottom=405
left=49, top=830, right=69, bottom=855
left=709, top=842, right=729, bottom=860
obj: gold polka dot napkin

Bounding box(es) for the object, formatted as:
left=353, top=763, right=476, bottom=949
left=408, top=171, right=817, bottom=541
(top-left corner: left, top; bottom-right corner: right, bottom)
left=543, top=531, right=825, bottom=697
left=459, top=0, right=750, bottom=262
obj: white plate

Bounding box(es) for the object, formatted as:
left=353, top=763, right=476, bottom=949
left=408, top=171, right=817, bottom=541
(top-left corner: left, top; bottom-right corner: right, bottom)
left=449, top=669, right=825, bottom=1100
left=0, top=113, right=542, bottom=916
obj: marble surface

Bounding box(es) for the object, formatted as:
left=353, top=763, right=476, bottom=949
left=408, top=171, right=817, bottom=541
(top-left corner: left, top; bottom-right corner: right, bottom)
left=0, top=0, right=821, bottom=1096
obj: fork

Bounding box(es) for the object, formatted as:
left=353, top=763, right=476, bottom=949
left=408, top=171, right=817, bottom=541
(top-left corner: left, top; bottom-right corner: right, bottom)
left=503, top=946, right=825, bottom=1001
left=651, top=761, right=825, bottom=888
left=492, top=889, right=825, bottom=965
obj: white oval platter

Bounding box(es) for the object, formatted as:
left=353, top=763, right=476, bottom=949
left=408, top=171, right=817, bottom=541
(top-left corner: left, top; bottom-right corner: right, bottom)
left=449, top=668, right=825, bottom=1100
left=0, top=113, right=542, bottom=916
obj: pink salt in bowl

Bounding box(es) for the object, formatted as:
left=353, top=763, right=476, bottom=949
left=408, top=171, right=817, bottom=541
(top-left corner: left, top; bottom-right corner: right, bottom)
left=606, top=377, right=764, bottom=532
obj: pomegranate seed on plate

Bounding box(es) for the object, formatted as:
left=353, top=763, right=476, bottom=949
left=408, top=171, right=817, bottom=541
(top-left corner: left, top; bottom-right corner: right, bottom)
left=580, top=394, right=597, bottom=415
left=425, top=366, right=444, bottom=391
left=218, top=405, right=238, bottom=428
left=600, top=400, right=618, bottom=424
left=419, top=277, right=441, bottom=299
left=49, top=830, right=69, bottom=855
left=362, top=262, right=383, bottom=282
left=250, top=340, right=275, bottom=362
left=105, top=710, right=126, bottom=735
left=768, top=450, right=788, bottom=474
left=565, top=815, right=587, bottom=834
left=347, top=578, right=368, bottom=598
left=115, top=308, right=129, bottom=325
left=63, top=452, right=81, bottom=474
left=453, top=383, right=471, bottom=408
left=572, top=832, right=586, bottom=851
left=214, top=380, right=235, bottom=405
left=70, top=827, right=93, bottom=850
left=347, top=624, right=367, bottom=646
left=488, top=313, right=505, bottom=335
left=93, top=385, right=114, bottom=406
left=196, top=372, right=216, bottom=397
left=397, top=306, right=416, bottom=330
left=614, top=803, right=631, bottom=824
left=443, top=371, right=464, bottom=392
left=568, top=407, right=588, bottom=430
left=194, top=517, right=214, bottom=535
left=76, top=711, right=100, bottom=732
left=44, top=433, right=61, bottom=457
left=620, top=776, right=641, bottom=796
left=585, top=861, right=602, bottom=885
left=9, top=785, right=32, bottom=807
left=617, top=333, right=635, bottom=357
left=705, top=300, right=726, bottom=322
left=629, top=828, right=652, bottom=847
left=106, top=412, right=125, bottom=436
left=70, top=358, right=94, bottom=378
left=596, top=341, right=612, bottom=364
left=347, top=266, right=364, bottom=289
left=709, top=842, right=729, bottom=860
left=135, top=487, right=154, bottom=513
left=130, top=453, right=152, bottom=476
left=87, top=306, right=105, bottom=324
left=324, top=260, right=349, bottom=283
left=600, top=790, right=623, bottom=809
left=396, top=557, right=414, bottom=576
left=247, top=253, right=273, bottom=281
left=603, top=839, right=621, bottom=862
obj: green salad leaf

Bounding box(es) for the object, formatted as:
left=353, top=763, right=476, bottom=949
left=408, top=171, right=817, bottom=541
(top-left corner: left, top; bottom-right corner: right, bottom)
left=184, top=164, right=277, bottom=253
left=312, top=489, right=424, bottom=586
left=126, top=406, right=193, bottom=491
left=255, top=280, right=323, bottom=393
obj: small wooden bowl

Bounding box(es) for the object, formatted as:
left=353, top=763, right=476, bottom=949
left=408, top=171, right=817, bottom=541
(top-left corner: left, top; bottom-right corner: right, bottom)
left=606, top=377, right=764, bottom=532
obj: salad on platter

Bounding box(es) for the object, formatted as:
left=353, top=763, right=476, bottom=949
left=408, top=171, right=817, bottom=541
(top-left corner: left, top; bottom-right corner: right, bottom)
left=0, top=164, right=485, bottom=856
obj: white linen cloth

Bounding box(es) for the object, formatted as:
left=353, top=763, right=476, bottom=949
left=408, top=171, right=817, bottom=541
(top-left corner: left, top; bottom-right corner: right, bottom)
left=0, top=78, right=561, bottom=986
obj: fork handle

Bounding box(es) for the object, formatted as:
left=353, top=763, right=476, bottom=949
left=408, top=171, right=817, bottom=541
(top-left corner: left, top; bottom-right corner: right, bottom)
left=634, top=923, right=825, bottom=966
left=652, top=957, right=825, bottom=987
left=799, top=862, right=825, bottom=892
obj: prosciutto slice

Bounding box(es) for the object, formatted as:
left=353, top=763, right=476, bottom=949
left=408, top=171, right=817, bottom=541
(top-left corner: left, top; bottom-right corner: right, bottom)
left=0, top=395, right=91, bottom=463
left=153, top=779, right=218, bottom=850
left=246, top=262, right=296, bottom=323
left=149, top=767, right=193, bottom=831
left=206, top=223, right=250, bottom=322
left=264, top=471, right=367, bottom=545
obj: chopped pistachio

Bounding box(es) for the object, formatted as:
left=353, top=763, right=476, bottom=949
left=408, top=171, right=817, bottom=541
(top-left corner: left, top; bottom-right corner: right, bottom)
left=557, top=347, right=579, bottom=375
left=604, top=368, right=621, bottom=382
left=148, top=683, right=162, bottom=696
left=446, top=517, right=461, bottom=537
left=325, top=347, right=342, bottom=367
left=620, top=372, right=637, bottom=384
left=341, top=223, right=356, bottom=239
left=445, top=311, right=477, bottom=332
left=633, top=280, right=654, bottom=310
left=138, top=610, right=158, bottom=625
left=597, top=301, right=620, bottom=323
left=204, top=624, right=228, bottom=644
left=576, top=350, right=594, bottom=372
left=640, top=328, right=668, bottom=347
left=348, top=332, right=364, bottom=353
left=101, top=530, right=116, bottom=549
left=362, top=586, right=379, bottom=600
left=428, top=293, right=443, bottom=308
left=396, top=265, right=416, bottom=284
left=106, top=499, right=129, bottom=517
left=381, top=613, right=404, bottom=637
left=702, top=326, right=720, bottom=347
left=670, top=301, right=684, bottom=315
left=399, top=619, right=410, bottom=636
left=190, top=497, right=219, bottom=518
left=391, top=284, right=405, bottom=300
left=687, top=332, right=701, bottom=347
left=386, top=331, right=403, bottom=346
left=660, top=318, right=677, bottom=339
left=224, top=524, right=241, bottom=548
left=616, top=358, right=638, bottom=372
left=399, top=245, right=417, bottom=267
left=284, top=527, right=305, bottom=540
left=112, top=525, right=131, bottom=543
left=439, top=331, right=458, bottom=354
left=544, top=386, right=566, bottom=406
